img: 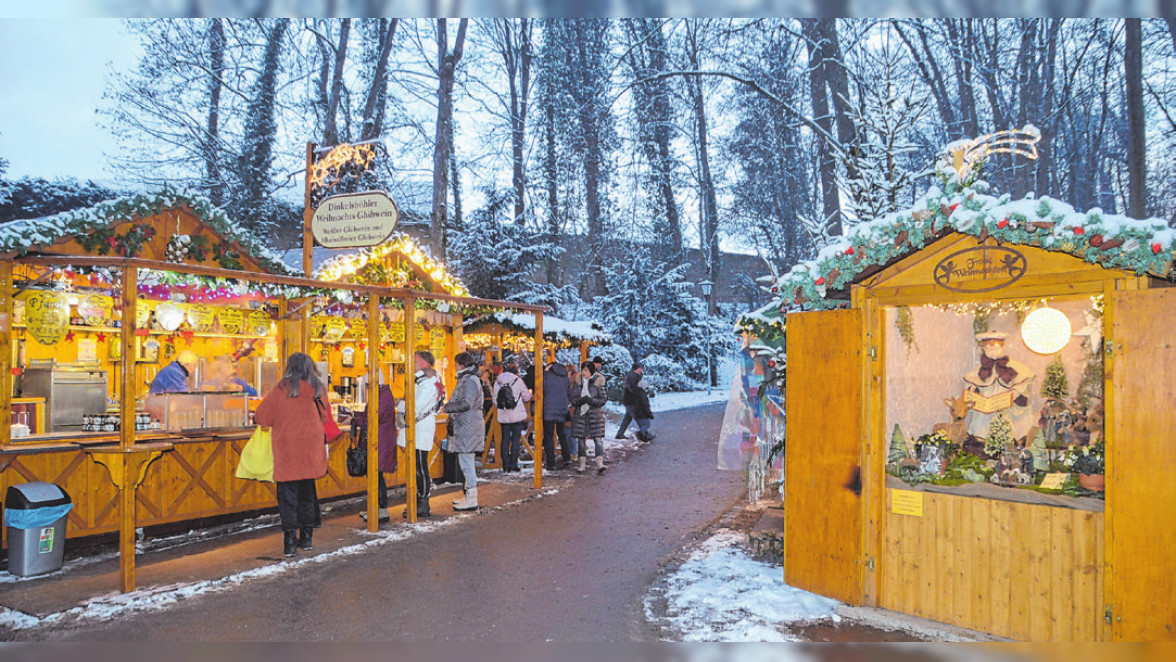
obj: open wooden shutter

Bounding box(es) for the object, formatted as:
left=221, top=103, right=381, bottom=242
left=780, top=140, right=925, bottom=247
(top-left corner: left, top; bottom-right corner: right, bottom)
left=784, top=307, right=864, bottom=605
left=1109, top=288, right=1176, bottom=640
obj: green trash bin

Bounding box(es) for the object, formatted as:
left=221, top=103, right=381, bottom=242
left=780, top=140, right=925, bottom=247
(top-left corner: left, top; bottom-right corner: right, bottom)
left=5, top=482, right=72, bottom=577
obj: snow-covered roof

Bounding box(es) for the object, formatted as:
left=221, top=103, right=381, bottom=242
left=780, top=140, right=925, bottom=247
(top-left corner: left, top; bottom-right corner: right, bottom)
left=737, top=177, right=1176, bottom=337
left=464, top=311, right=612, bottom=345
left=313, top=232, right=470, bottom=297
left=0, top=185, right=295, bottom=276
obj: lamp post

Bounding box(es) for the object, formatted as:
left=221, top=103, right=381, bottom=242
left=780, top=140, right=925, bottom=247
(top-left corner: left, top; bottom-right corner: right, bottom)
left=699, top=279, right=714, bottom=394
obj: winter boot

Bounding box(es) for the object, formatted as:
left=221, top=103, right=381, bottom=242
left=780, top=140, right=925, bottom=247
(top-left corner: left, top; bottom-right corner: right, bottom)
left=283, top=530, right=298, bottom=557
left=596, top=456, right=607, bottom=475
left=417, top=498, right=431, bottom=518
left=577, top=456, right=587, bottom=473
left=298, top=526, right=313, bottom=551
left=453, top=487, right=479, bottom=511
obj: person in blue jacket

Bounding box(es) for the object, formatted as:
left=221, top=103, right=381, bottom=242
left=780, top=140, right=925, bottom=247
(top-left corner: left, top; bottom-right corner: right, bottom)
left=150, top=350, right=199, bottom=394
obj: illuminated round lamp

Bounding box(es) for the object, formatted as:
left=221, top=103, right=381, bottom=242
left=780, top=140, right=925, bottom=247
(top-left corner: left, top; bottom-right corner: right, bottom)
left=1021, top=307, right=1072, bottom=354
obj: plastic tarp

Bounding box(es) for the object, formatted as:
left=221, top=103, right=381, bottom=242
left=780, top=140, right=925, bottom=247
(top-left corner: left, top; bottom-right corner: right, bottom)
left=717, top=348, right=785, bottom=501
left=5, top=503, right=72, bottom=530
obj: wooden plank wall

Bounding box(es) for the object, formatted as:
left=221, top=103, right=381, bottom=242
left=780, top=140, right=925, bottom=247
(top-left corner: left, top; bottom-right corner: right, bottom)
left=881, top=490, right=1105, bottom=641
left=0, top=424, right=445, bottom=547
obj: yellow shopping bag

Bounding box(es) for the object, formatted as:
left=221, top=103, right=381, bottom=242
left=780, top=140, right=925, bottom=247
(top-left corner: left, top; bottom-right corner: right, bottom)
left=235, top=427, right=274, bottom=482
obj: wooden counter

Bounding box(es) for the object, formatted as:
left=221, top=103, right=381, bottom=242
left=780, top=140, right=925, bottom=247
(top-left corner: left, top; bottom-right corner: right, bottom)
left=0, top=420, right=447, bottom=546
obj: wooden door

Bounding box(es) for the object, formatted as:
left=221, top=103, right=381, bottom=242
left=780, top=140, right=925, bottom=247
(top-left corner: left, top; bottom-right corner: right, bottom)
left=784, top=307, right=864, bottom=605
left=1109, top=288, right=1176, bottom=640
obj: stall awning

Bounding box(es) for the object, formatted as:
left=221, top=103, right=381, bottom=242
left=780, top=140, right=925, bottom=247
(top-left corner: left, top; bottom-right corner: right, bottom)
left=464, top=311, right=612, bottom=347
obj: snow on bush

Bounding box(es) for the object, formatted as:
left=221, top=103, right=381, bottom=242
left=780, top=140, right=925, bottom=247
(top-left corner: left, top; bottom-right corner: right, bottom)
left=648, top=529, right=839, bottom=642
left=641, top=353, right=701, bottom=395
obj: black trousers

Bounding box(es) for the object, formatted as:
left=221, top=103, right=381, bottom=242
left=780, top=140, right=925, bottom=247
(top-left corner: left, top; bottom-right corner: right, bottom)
left=415, top=449, right=431, bottom=502
left=276, top=479, right=318, bottom=532
left=543, top=419, right=570, bottom=466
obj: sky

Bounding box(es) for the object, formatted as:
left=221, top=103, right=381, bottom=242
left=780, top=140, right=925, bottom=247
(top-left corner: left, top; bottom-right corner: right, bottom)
left=0, top=19, right=138, bottom=183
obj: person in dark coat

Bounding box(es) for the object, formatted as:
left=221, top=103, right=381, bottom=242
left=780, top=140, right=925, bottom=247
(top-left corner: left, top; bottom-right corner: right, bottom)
left=571, top=361, right=608, bottom=474
left=541, top=360, right=573, bottom=470
left=618, top=362, right=656, bottom=442
left=444, top=352, right=485, bottom=511
left=359, top=372, right=399, bottom=523
left=253, top=352, right=334, bottom=557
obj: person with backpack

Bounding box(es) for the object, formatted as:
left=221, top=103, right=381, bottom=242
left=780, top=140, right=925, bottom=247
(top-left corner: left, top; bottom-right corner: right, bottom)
left=494, top=362, right=532, bottom=473
left=444, top=352, right=485, bottom=511
left=541, top=359, right=573, bottom=470
left=397, top=350, right=444, bottom=518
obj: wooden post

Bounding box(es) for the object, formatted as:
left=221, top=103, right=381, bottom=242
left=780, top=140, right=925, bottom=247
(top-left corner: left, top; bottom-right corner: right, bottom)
left=276, top=297, right=288, bottom=379
left=366, top=294, right=381, bottom=531
left=403, top=294, right=417, bottom=523
left=533, top=311, right=544, bottom=489
left=302, top=142, right=316, bottom=359
left=0, top=260, right=13, bottom=449
left=118, top=266, right=142, bottom=592
left=580, top=340, right=589, bottom=366
left=302, top=142, right=315, bottom=277
left=120, top=267, right=137, bottom=450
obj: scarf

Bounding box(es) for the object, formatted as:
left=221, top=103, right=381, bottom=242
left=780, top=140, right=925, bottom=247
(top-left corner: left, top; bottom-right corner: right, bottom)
left=579, top=377, right=591, bottom=416
left=978, top=355, right=1017, bottom=384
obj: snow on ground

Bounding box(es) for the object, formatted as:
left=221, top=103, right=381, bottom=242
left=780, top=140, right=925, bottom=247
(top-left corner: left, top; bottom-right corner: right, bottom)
left=646, top=529, right=839, bottom=642
left=604, top=387, right=730, bottom=417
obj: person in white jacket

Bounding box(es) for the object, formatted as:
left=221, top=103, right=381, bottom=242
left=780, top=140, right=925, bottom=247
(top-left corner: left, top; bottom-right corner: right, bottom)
left=494, top=362, right=532, bottom=472
left=397, top=350, right=443, bottom=517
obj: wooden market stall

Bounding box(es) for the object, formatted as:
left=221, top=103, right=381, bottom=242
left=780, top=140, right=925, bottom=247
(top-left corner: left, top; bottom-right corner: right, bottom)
left=0, top=190, right=548, bottom=592
left=741, top=176, right=1176, bottom=641
left=462, top=312, right=612, bottom=470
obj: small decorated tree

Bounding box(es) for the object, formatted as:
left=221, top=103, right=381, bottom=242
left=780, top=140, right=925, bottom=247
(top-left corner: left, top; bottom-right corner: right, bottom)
left=985, top=411, right=1013, bottom=456
left=1041, top=355, right=1070, bottom=402
left=888, top=424, right=910, bottom=466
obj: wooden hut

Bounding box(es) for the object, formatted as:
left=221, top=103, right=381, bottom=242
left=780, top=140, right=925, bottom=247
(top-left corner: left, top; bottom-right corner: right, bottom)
left=0, top=189, right=547, bottom=592
left=740, top=177, right=1176, bottom=641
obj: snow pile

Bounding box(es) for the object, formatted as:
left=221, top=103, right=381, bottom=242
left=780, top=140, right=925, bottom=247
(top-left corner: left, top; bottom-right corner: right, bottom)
left=605, top=388, right=728, bottom=417
left=648, top=530, right=838, bottom=642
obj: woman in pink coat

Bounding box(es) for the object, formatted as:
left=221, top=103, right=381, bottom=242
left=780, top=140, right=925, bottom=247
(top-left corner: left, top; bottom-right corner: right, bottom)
left=254, top=353, right=333, bottom=557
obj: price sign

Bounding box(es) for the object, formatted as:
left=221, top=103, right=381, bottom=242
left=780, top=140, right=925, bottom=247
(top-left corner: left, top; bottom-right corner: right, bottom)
left=187, top=304, right=215, bottom=332
left=349, top=317, right=368, bottom=339
left=24, top=291, right=70, bottom=344
left=324, top=317, right=346, bottom=341
left=218, top=308, right=244, bottom=334
left=430, top=327, right=446, bottom=354
left=135, top=300, right=152, bottom=328
left=154, top=301, right=185, bottom=332
left=78, top=295, right=113, bottom=327
left=247, top=309, right=272, bottom=336
left=386, top=322, right=405, bottom=344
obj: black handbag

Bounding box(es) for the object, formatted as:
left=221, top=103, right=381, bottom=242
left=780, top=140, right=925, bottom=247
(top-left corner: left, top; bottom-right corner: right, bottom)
left=346, top=419, right=367, bottom=478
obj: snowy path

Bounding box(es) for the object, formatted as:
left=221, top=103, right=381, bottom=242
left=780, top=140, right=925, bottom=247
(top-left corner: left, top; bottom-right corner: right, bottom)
left=19, top=402, right=745, bottom=641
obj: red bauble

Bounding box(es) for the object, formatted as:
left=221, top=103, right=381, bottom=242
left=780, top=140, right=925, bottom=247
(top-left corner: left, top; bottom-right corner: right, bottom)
left=845, top=247, right=855, bottom=255
left=997, top=219, right=1009, bottom=229
left=814, top=276, right=825, bottom=286
left=1152, top=242, right=1163, bottom=255
left=1072, top=226, right=1085, bottom=235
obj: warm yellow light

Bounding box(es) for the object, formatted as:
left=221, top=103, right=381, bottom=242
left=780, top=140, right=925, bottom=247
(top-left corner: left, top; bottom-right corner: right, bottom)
left=1021, top=307, right=1072, bottom=354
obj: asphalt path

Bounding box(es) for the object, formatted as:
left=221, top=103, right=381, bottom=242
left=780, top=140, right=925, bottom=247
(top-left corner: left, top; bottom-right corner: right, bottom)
left=46, top=402, right=742, bottom=641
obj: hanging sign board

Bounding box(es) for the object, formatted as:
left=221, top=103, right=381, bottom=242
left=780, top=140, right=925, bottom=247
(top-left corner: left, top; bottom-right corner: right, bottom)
left=78, top=295, right=113, bottom=327
left=430, top=327, right=446, bottom=355
left=349, top=318, right=368, bottom=339
left=387, top=322, right=405, bottom=344
left=24, top=291, right=71, bottom=345
left=311, top=190, right=399, bottom=249
left=891, top=490, right=924, bottom=517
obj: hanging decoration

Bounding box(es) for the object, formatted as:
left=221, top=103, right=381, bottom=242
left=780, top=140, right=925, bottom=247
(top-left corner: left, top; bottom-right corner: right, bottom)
left=154, top=301, right=185, bottom=332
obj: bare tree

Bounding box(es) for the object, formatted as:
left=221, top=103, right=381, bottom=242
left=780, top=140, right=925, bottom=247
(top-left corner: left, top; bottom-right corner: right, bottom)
left=491, top=19, right=534, bottom=226
left=1125, top=18, right=1147, bottom=219
left=428, top=18, right=469, bottom=260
